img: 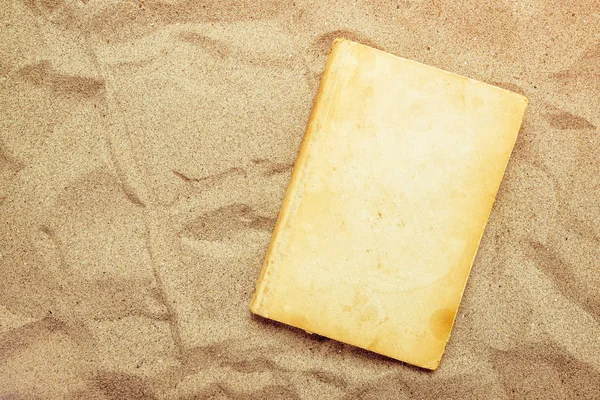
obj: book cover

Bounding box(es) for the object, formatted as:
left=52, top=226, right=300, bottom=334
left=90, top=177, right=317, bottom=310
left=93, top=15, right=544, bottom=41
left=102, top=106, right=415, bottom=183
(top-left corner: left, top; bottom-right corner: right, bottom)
left=250, top=38, right=527, bottom=369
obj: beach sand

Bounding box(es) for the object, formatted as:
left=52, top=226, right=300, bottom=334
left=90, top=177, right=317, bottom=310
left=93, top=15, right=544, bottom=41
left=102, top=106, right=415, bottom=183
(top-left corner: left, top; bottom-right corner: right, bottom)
left=1, top=0, right=599, bottom=398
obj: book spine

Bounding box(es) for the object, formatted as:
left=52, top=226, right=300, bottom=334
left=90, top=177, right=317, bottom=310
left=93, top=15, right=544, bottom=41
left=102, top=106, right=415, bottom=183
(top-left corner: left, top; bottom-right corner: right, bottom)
left=249, top=38, right=351, bottom=316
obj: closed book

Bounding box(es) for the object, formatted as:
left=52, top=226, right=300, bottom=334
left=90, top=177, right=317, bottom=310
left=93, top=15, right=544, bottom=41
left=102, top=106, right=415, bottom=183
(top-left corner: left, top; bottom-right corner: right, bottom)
left=250, top=38, right=527, bottom=369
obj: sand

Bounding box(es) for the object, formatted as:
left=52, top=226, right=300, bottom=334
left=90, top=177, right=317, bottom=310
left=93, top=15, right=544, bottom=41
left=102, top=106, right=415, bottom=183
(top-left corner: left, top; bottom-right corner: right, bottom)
left=0, top=0, right=598, bottom=398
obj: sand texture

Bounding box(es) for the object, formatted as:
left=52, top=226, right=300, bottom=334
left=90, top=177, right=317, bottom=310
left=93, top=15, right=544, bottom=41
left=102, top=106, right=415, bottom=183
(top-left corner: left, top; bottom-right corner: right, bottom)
left=1, top=0, right=599, bottom=398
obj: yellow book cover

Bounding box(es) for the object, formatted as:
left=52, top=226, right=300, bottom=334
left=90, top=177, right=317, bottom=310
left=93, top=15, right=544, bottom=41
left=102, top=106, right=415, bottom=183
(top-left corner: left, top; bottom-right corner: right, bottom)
left=250, top=38, right=527, bottom=369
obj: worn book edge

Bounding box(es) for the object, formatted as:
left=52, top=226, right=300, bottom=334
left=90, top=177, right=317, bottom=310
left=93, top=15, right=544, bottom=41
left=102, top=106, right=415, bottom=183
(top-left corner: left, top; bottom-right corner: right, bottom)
left=250, top=38, right=350, bottom=316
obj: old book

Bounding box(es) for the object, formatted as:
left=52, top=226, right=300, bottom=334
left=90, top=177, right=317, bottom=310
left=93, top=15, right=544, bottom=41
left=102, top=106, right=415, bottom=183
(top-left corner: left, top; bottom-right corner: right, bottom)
left=249, top=38, right=527, bottom=369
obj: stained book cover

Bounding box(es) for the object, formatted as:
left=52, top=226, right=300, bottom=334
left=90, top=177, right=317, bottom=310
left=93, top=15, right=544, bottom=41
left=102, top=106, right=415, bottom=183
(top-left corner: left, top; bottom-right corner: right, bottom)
left=250, top=38, right=527, bottom=369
